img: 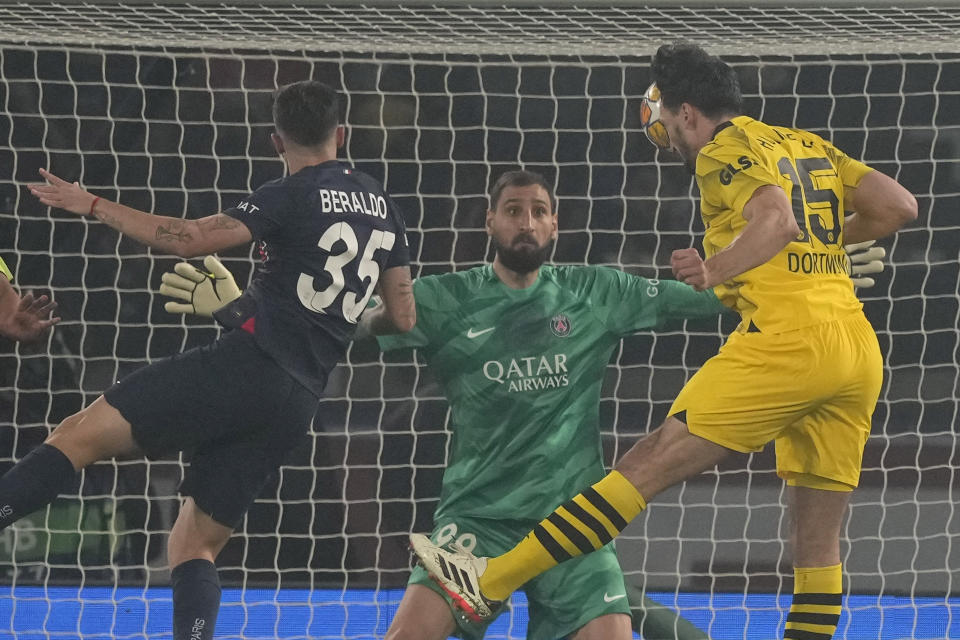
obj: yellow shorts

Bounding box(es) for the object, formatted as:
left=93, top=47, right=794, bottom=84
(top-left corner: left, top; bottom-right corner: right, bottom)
left=669, top=313, right=882, bottom=490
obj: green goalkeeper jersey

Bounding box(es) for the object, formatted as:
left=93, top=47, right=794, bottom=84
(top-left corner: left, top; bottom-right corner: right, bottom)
left=0, top=257, right=11, bottom=281
left=378, top=264, right=727, bottom=522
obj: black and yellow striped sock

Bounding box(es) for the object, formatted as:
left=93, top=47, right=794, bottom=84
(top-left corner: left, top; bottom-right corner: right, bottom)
left=784, top=564, right=842, bottom=640
left=479, top=470, right=646, bottom=601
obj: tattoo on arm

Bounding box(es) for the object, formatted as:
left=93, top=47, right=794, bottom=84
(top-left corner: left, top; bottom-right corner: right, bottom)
left=155, top=220, right=193, bottom=244
left=201, top=214, right=240, bottom=232
left=94, top=210, right=122, bottom=230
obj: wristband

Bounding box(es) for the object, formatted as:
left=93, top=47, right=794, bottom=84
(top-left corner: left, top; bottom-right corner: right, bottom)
left=89, top=196, right=101, bottom=216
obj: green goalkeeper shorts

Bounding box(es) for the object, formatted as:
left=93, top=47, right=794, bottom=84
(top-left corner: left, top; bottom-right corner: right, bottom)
left=408, top=516, right=632, bottom=640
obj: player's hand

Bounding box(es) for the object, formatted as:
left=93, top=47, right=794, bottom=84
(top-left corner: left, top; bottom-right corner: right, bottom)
left=671, top=248, right=716, bottom=291
left=159, top=255, right=242, bottom=317
left=29, top=169, right=99, bottom=216
left=3, top=292, right=60, bottom=342
left=845, top=240, right=886, bottom=289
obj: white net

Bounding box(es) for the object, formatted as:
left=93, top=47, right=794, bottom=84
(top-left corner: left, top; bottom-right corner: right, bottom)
left=0, top=2, right=957, bottom=639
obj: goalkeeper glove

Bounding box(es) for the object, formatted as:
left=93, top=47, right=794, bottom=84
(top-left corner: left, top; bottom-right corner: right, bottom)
left=844, top=240, right=886, bottom=289
left=159, top=255, right=242, bottom=317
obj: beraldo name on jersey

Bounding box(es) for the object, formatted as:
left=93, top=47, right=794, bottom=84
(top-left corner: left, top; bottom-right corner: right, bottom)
left=316, top=188, right=388, bottom=219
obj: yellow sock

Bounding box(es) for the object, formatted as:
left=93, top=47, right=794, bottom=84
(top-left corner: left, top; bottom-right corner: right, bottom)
left=479, top=470, right=646, bottom=601
left=785, top=564, right=842, bottom=640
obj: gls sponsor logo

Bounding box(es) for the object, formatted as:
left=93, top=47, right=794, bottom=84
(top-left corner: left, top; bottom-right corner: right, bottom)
left=719, top=155, right=754, bottom=185
left=0, top=505, right=12, bottom=519
left=483, top=354, right=569, bottom=393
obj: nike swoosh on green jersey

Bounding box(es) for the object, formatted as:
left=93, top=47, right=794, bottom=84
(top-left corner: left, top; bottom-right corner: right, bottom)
left=466, top=327, right=495, bottom=338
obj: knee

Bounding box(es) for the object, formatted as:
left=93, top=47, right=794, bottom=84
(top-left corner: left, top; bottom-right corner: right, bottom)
left=45, top=412, right=95, bottom=469
left=47, top=410, right=83, bottom=442
left=167, top=502, right=234, bottom=567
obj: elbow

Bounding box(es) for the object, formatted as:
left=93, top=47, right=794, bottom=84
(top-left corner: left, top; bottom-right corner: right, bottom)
left=391, top=308, right=416, bottom=334
left=393, top=315, right=416, bottom=334
left=897, top=193, right=919, bottom=226
left=779, top=212, right=802, bottom=246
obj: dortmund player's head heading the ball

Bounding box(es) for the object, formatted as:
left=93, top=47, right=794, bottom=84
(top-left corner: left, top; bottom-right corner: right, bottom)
left=649, top=43, right=743, bottom=170
left=486, top=170, right=558, bottom=276
left=271, top=80, right=344, bottom=156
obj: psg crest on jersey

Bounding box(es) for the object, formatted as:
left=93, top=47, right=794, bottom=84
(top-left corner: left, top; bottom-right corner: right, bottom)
left=550, top=314, right=572, bottom=338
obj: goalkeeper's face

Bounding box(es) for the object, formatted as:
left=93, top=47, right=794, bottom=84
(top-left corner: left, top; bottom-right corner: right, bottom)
left=487, top=184, right=558, bottom=275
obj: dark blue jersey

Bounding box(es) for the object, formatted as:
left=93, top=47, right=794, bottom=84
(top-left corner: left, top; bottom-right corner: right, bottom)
left=218, top=160, right=410, bottom=393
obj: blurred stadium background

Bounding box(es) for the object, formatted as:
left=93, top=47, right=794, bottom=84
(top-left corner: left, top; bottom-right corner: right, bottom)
left=0, top=1, right=957, bottom=638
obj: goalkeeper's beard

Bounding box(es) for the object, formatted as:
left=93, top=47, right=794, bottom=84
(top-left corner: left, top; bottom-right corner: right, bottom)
left=494, top=235, right=554, bottom=275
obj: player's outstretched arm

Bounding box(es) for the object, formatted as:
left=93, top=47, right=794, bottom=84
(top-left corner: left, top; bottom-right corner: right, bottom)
left=0, top=276, right=60, bottom=342
left=672, top=185, right=799, bottom=291
left=843, top=170, right=918, bottom=244
left=29, top=169, right=252, bottom=258
left=355, top=266, right=415, bottom=338
left=159, top=256, right=243, bottom=318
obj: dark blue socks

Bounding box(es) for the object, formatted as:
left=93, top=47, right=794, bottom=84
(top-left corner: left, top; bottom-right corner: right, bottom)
left=0, top=443, right=76, bottom=530
left=171, top=558, right=221, bottom=640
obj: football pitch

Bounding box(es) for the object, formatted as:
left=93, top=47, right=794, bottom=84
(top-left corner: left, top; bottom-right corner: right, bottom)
left=0, top=587, right=956, bottom=639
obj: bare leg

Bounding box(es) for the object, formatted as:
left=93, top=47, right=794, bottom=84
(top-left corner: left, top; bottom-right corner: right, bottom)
left=569, top=613, right=632, bottom=640
left=783, top=485, right=850, bottom=640
left=0, top=395, right=141, bottom=531
left=167, top=497, right=233, bottom=566
left=385, top=584, right=458, bottom=640
left=615, top=415, right=733, bottom=502
left=788, top=485, right=851, bottom=568
left=477, top=415, right=735, bottom=601
left=46, top=395, right=141, bottom=469
left=167, top=498, right=234, bottom=640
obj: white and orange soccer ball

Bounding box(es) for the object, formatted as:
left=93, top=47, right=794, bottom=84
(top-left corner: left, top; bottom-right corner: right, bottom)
left=639, top=82, right=671, bottom=150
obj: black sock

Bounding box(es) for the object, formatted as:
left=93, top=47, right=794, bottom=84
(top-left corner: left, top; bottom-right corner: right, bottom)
left=0, top=443, right=77, bottom=530
left=171, top=558, right=221, bottom=640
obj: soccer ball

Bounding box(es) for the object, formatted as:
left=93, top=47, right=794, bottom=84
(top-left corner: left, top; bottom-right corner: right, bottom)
left=639, top=82, right=671, bottom=149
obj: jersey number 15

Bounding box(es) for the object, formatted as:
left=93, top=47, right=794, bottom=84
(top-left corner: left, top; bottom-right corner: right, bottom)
left=777, top=156, right=842, bottom=247
left=297, top=221, right=396, bottom=323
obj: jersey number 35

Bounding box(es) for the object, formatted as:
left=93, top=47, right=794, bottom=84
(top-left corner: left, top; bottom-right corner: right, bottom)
left=297, top=221, right=396, bottom=323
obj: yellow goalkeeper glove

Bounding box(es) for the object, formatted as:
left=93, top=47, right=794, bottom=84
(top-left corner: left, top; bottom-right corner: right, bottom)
left=159, top=255, right=242, bottom=317
left=844, top=240, right=886, bottom=289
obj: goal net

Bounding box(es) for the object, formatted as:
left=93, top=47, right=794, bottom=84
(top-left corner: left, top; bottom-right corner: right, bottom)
left=0, top=2, right=957, bottom=638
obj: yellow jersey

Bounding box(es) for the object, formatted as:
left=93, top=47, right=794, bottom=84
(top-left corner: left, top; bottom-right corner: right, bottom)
left=0, top=257, right=10, bottom=281
left=696, top=115, right=873, bottom=334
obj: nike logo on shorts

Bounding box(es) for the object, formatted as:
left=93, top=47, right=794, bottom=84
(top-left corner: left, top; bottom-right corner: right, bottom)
left=466, top=327, right=495, bottom=338
left=603, top=592, right=626, bottom=603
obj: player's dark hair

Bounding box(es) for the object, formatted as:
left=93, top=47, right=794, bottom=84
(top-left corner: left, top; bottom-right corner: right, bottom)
left=489, top=170, right=557, bottom=212
left=272, top=81, right=341, bottom=147
left=651, top=43, right=742, bottom=117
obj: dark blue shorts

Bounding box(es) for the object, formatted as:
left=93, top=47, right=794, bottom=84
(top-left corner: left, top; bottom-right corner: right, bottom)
left=104, top=329, right=320, bottom=528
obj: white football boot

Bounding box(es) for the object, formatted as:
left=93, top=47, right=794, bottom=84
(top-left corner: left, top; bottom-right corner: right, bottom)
left=409, top=533, right=503, bottom=621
